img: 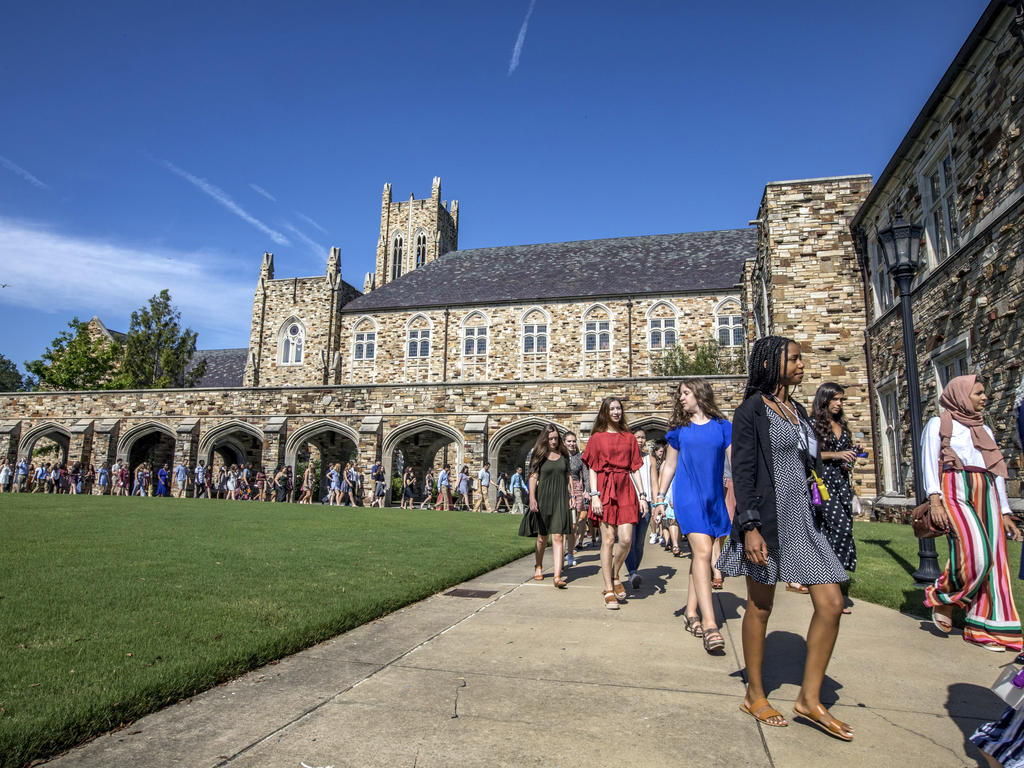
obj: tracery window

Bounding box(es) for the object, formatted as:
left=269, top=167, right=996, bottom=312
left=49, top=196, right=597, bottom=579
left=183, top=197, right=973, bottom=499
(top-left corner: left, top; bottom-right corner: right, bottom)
left=391, top=234, right=404, bottom=281
left=648, top=303, right=678, bottom=351
left=407, top=328, right=430, bottom=358
left=582, top=305, right=612, bottom=377
left=460, top=312, right=488, bottom=379
left=415, top=231, right=427, bottom=269
left=278, top=318, right=304, bottom=365
left=353, top=319, right=376, bottom=361
left=521, top=309, right=549, bottom=378
left=715, top=300, right=744, bottom=348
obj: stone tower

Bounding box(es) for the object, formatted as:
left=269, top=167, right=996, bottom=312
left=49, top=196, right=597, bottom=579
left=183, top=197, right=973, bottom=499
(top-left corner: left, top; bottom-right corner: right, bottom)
left=363, top=177, right=458, bottom=292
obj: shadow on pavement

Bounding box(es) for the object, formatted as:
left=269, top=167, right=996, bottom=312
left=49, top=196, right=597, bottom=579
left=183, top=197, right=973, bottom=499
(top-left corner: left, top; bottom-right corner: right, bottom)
left=946, top=682, right=1007, bottom=768
left=756, top=630, right=843, bottom=706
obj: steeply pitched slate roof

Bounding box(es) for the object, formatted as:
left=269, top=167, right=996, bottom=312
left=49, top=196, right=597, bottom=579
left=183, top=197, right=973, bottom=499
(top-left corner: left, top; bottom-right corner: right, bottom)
left=187, top=348, right=248, bottom=388
left=342, top=229, right=754, bottom=312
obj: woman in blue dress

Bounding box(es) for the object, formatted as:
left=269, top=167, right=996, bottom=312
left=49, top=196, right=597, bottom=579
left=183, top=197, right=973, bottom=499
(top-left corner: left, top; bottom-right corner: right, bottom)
left=656, top=378, right=732, bottom=654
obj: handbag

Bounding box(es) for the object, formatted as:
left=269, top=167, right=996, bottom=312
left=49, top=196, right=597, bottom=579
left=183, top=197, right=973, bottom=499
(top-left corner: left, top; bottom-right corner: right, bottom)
left=991, top=665, right=1024, bottom=709
left=911, top=501, right=946, bottom=539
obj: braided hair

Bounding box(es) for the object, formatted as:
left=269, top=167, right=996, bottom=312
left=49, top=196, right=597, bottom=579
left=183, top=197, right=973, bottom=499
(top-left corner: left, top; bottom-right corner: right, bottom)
left=743, top=335, right=797, bottom=400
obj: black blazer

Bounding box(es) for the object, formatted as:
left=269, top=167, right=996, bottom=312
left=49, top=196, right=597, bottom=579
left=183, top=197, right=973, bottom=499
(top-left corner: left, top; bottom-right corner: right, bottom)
left=729, top=393, right=823, bottom=551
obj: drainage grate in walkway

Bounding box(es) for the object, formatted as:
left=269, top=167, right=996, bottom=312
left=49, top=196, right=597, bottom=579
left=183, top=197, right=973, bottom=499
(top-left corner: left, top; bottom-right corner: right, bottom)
left=444, top=589, right=498, bottom=598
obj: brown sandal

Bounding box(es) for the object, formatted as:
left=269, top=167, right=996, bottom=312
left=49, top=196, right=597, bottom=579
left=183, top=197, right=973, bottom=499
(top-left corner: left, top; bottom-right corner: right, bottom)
left=612, top=579, right=627, bottom=601
left=739, top=697, right=787, bottom=727
left=711, top=576, right=724, bottom=590
left=602, top=590, right=619, bottom=610
left=792, top=704, right=853, bottom=741
left=684, top=615, right=704, bottom=637
left=553, top=577, right=568, bottom=589
left=703, top=627, right=725, bottom=653
left=533, top=567, right=544, bottom=581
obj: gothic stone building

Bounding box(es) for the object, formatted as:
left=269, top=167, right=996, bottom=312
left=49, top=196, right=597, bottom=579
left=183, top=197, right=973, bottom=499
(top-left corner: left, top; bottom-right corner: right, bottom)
left=2, top=0, right=1020, bottom=509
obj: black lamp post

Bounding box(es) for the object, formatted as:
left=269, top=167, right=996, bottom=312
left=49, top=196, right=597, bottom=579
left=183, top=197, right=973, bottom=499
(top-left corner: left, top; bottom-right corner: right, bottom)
left=876, top=213, right=941, bottom=584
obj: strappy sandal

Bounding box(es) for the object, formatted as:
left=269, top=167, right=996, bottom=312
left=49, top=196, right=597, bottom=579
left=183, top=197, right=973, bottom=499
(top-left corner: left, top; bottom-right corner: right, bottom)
left=684, top=615, right=704, bottom=637
left=602, top=590, right=619, bottom=610
left=611, top=578, right=627, bottom=601
left=533, top=567, right=544, bottom=581
left=931, top=606, right=952, bottom=634
left=703, top=627, right=725, bottom=653
left=553, top=577, right=568, bottom=589
left=672, top=546, right=680, bottom=557
left=785, top=583, right=809, bottom=594
left=739, top=697, right=787, bottom=727
left=711, top=576, right=724, bottom=590
left=792, top=704, right=853, bottom=741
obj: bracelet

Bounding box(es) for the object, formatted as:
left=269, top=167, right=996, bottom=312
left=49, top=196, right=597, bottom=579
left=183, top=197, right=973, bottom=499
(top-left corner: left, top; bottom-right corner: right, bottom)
left=590, top=491, right=600, bottom=498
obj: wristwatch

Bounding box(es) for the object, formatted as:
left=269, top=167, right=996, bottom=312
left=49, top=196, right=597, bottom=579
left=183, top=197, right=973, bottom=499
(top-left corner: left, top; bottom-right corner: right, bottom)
left=741, top=520, right=761, bottom=532
left=590, top=491, right=600, bottom=498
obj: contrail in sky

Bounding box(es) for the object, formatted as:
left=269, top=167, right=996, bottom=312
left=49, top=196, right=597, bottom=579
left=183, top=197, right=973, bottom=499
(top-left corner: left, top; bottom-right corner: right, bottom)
left=508, top=0, right=537, bottom=75
left=163, top=161, right=289, bottom=246
left=296, top=212, right=328, bottom=234
left=249, top=183, right=277, bottom=202
left=0, top=155, right=49, bottom=189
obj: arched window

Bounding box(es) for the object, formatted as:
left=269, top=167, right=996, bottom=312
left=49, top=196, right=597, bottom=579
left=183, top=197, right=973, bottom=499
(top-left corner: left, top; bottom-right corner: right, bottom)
left=278, top=318, right=305, bottom=365
left=648, top=302, right=678, bottom=350
left=582, top=305, right=613, bottom=376
left=522, top=312, right=548, bottom=354
left=715, top=299, right=744, bottom=348
left=407, top=315, right=431, bottom=359
left=463, top=312, right=488, bottom=357
left=415, top=231, right=427, bottom=269
left=584, top=315, right=611, bottom=351
left=390, top=234, right=404, bottom=281
left=353, top=318, right=376, bottom=361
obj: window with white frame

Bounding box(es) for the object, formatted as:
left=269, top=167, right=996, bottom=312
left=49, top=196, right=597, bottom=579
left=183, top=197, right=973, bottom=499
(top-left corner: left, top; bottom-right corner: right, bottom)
left=868, top=236, right=895, bottom=313
left=460, top=313, right=488, bottom=379
left=649, top=317, right=677, bottom=350
left=931, top=335, right=970, bottom=390
left=522, top=309, right=549, bottom=378
left=715, top=300, right=743, bottom=347
left=919, top=147, right=959, bottom=267
left=407, top=327, right=430, bottom=358
left=582, top=306, right=612, bottom=376
left=877, top=381, right=904, bottom=494
left=390, top=234, right=404, bottom=281
left=353, top=322, right=376, bottom=361
left=584, top=319, right=610, bottom=351
left=415, top=232, right=427, bottom=269
left=463, top=324, right=487, bottom=357
left=278, top=319, right=304, bottom=365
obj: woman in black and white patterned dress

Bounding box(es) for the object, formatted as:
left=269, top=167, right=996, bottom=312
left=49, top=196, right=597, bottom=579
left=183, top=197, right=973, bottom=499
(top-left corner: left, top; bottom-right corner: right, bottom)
left=716, top=336, right=852, bottom=741
left=811, top=383, right=858, bottom=578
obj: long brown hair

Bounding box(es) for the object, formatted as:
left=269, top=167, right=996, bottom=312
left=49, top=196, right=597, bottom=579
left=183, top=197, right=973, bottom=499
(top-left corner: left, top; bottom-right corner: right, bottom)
left=529, top=423, right=568, bottom=476
left=668, top=378, right=726, bottom=429
left=591, top=396, right=630, bottom=434
left=811, top=382, right=847, bottom=441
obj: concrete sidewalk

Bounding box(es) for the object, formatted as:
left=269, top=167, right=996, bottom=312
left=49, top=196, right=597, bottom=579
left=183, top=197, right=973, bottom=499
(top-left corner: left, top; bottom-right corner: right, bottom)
left=48, top=542, right=1011, bottom=768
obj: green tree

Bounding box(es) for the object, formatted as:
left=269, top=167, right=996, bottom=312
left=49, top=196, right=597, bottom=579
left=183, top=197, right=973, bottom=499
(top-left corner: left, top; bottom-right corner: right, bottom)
left=25, top=319, right=121, bottom=391
left=653, top=336, right=746, bottom=377
left=115, top=290, right=206, bottom=388
left=0, top=353, right=26, bottom=391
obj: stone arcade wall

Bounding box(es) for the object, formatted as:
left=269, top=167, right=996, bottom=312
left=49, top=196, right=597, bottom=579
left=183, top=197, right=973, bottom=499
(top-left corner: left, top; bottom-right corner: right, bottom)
left=750, top=175, right=876, bottom=496
left=855, top=4, right=1024, bottom=503
left=0, top=376, right=746, bottom=501
left=338, top=293, right=743, bottom=386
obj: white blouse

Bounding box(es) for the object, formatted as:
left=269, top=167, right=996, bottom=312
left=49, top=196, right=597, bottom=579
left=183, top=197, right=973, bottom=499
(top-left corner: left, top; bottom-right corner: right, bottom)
left=921, top=416, right=1011, bottom=514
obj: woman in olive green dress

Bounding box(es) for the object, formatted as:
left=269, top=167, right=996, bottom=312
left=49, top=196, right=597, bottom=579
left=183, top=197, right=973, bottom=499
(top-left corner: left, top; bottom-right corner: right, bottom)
left=525, top=423, right=573, bottom=588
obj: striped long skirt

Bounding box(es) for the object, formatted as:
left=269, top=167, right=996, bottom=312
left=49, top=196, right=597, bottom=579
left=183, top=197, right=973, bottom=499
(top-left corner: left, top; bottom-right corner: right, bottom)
left=924, top=467, right=1022, bottom=651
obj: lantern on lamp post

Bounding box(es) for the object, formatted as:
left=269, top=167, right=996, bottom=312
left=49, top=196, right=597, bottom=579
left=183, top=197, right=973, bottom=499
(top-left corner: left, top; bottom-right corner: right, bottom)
left=876, top=213, right=940, bottom=583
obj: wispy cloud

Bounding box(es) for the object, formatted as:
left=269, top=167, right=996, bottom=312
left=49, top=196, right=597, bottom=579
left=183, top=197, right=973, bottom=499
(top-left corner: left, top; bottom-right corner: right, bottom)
left=282, top=222, right=326, bottom=259
left=508, top=0, right=537, bottom=75
left=0, top=155, right=49, bottom=190
left=161, top=161, right=289, bottom=246
left=249, top=183, right=277, bottom=202
left=295, top=212, right=328, bottom=235
left=0, top=218, right=253, bottom=348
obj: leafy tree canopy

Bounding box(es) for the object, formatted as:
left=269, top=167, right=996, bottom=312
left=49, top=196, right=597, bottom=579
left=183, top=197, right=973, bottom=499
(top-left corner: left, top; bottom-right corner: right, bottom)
left=114, top=289, right=206, bottom=389
left=25, top=319, right=121, bottom=391
left=0, top=353, right=27, bottom=391
left=653, top=337, right=746, bottom=377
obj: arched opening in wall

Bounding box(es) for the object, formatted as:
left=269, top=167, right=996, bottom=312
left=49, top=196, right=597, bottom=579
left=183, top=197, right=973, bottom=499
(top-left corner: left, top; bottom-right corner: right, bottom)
left=488, top=419, right=569, bottom=490
left=120, top=427, right=176, bottom=495
left=382, top=420, right=462, bottom=506
left=199, top=422, right=266, bottom=491
left=285, top=420, right=359, bottom=504
left=19, top=423, right=71, bottom=470
left=630, top=418, right=669, bottom=453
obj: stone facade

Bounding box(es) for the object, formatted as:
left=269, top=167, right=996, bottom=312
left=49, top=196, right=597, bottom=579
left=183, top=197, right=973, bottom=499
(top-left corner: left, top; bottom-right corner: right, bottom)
left=243, top=249, right=361, bottom=388
left=852, top=2, right=1024, bottom=504
left=338, top=293, right=743, bottom=385
left=0, top=376, right=746, bottom=502
left=366, top=177, right=458, bottom=292
left=746, top=176, right=876, bottom=496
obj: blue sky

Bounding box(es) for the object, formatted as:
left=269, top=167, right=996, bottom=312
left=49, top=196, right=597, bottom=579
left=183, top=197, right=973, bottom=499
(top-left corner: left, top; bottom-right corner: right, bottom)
left=0, top=0, right=988, bottom=374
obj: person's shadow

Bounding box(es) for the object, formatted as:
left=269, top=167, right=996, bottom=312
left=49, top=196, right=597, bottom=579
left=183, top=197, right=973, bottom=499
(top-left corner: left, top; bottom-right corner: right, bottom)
left=629, top=564, right=676, bottom=597
left=726, top=630, right=843, bottom=705
left=946, top=681, right=1009, bottom=767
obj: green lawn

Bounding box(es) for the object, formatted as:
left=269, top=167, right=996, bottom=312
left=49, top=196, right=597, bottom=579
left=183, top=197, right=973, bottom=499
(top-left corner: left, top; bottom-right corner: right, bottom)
left=850, top=520, right=1024, bottom=622
left=0, top=495, right=533, bottom=767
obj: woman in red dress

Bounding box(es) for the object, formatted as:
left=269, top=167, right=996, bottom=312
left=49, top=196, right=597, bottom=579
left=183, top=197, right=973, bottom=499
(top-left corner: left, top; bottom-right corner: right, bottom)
left=582, top=397, right=649, bottom=610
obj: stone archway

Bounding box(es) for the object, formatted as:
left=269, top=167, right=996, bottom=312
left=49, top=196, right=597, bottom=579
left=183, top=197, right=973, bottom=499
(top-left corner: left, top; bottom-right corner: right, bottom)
left=630, top=417, right=669, bottom=449
left=382, top=420, right=463, bottom=506
left=118, top=422, right=176, bottom=495
left=198, top=420, right=265, bottom=479
left=19, top=422, right=71, bottom=469
left=285, top=420, right=360, bottom=503
left=488, top=418, right=570, bottom=491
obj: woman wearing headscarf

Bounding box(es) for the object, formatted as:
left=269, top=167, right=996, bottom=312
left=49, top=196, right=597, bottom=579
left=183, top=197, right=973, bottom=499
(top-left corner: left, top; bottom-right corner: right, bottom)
left=923, top=374, right=1022, bottom=652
